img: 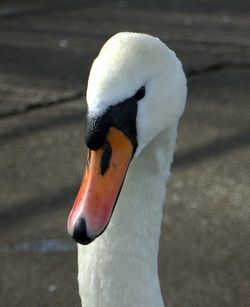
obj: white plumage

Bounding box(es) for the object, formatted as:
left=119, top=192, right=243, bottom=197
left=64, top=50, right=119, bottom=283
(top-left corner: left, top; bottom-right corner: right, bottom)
left=76, top=32, right=187, bottom=307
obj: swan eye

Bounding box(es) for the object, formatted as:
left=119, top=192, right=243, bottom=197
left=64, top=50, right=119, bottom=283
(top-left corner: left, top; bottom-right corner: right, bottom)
left=134, top=86, right=145, bottom=101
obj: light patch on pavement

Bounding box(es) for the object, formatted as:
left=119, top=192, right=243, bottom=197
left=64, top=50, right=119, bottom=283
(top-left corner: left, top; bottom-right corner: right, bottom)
left=0, top=239, right=77, bottom=253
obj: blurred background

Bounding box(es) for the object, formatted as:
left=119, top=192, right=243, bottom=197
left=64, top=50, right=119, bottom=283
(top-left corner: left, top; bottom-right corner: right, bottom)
left=0, top=1, right=249, bottom=306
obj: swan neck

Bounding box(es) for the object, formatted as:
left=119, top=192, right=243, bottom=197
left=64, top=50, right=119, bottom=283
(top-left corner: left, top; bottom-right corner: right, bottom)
left=78, top=125, right=177, bottom=307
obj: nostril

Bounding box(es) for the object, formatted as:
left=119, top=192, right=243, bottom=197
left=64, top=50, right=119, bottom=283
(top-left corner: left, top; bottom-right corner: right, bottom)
left=73, top=217, right=93, bottom=245
left=100, top=141, right=112, bottom=175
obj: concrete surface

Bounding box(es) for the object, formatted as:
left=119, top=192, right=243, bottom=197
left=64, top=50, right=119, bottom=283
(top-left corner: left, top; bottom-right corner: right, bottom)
left=0, top=1, right=249, bottom=306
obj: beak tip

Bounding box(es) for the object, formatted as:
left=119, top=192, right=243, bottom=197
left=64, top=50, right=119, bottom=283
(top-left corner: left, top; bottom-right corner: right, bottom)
left=72, top=217, right=94, bottom=245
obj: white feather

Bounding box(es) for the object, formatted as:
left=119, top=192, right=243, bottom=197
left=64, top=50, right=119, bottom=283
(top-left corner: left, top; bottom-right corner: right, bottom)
left=78, top=32, right=187, bottom=307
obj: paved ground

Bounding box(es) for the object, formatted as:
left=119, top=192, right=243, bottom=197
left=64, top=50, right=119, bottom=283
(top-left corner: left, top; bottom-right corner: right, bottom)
left=0, top=1, right=250, bottom=306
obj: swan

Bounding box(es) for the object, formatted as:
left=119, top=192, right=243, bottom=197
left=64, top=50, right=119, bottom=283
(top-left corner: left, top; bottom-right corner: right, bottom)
left=67, top=32, right=187, bottom=307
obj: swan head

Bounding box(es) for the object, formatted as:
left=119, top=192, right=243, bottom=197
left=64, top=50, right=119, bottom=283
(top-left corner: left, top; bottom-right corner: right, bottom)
left=68, top=32, right=187, bottom=244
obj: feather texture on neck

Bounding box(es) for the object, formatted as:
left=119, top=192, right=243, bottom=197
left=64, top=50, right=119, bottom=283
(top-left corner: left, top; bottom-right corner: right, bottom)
left=78, top=124, right=177, bottom=307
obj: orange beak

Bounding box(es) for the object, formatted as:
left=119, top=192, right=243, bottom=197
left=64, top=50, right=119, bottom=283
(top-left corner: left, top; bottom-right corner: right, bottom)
left=67, top=127, right=134, bottom=244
